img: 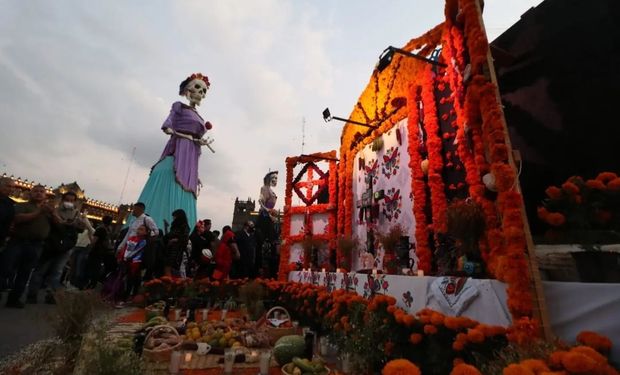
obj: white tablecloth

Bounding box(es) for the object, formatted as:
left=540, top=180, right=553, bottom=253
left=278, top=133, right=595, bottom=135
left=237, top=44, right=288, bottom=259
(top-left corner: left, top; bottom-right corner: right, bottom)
left=289, top=271, right=512, bottom=326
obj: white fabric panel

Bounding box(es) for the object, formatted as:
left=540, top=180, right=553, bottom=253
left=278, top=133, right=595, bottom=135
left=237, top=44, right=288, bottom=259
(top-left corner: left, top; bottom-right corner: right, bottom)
left=289, top=242, right=303, bottom=264
left=289, top=272, right=510, bottom=326
left=290, top=214, right=305, bottom=236
left=543, top=281, right=620, bottom=364
left=312, top=213, right=329, bottom=235
left=351, top=118, right=417, bottom=271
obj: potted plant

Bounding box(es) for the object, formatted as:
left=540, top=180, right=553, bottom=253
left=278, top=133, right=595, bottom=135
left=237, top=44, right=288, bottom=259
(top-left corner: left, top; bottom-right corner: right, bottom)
left=537, top=172, right=620, bottom=282
left=446, top=198, right=486, bottom=277
left=378, top=225, right=404, bottom=274
left=301, top=235, right=323, bottom=269
left=337, top=235, right=358, bottom=271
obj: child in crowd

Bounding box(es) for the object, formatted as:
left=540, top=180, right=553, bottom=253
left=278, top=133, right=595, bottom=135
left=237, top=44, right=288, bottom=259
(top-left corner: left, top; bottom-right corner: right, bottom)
left=116, top=224, right=148, bottom=301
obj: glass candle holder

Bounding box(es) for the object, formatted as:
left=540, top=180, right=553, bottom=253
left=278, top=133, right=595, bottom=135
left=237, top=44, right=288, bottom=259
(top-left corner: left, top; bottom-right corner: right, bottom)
left=259, top=349, right=272, bottom=375
left=223, top=348, right=235, bottom=374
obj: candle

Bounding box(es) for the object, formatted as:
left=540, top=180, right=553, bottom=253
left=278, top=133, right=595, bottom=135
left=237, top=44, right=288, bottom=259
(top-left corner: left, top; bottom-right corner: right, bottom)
left=248, top=350, right=259, bottom=362
left=417, top=270, right=424, bottom=277
left=201, top=308, right=209, bottom=321
left=173, top=308, right=181, bottom=321
left=259, top=349, right=272, bottom=375
left=341, top=353, right=352, bottom=373
left=169, top=351, right=181, bottom=374
left=223, top=348, right=235, bottom=374
left=184, top=352, right=192, bottom=363
left=221, top=309, right=228, bottom=321
left=372, top=268, right=377, bottom=276
left=336, top=268, right=341, bottom=273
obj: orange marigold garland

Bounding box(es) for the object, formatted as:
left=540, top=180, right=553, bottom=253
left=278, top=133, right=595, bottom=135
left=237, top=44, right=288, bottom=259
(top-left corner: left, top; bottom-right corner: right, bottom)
left=407, top=85, right=432, bottom=273
left=421, top=65, right=449, bottom=234
left=458, top=0, right=533, bottom=322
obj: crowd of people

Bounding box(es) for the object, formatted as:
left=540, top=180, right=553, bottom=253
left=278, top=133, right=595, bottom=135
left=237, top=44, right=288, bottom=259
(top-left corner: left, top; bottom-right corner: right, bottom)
left=0, top=176, right=278, bottom=309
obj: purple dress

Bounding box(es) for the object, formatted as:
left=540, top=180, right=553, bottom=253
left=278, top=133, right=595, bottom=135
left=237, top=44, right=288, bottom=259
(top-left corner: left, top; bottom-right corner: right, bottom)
left=159, top=101, right=206, bottom=196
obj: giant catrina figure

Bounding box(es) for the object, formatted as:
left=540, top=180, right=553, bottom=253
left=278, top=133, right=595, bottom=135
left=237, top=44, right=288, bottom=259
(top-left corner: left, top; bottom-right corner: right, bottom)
left=134, top=73, right=214, bottom=230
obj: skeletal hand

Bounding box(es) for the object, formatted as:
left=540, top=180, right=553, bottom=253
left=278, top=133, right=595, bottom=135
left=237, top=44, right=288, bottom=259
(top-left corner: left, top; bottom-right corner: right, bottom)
left=198, top=137, right=216, bottom=153
left=163, top=127, right=174, bottom=135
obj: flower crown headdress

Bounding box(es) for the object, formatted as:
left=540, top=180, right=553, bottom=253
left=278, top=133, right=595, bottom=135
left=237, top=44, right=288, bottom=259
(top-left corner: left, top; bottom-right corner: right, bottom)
left=179, top=73, right=211, bottom=95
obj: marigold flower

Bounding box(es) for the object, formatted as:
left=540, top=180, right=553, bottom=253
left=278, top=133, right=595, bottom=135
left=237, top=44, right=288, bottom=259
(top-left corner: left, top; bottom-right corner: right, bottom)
left=545, top=186, right=563, bottom=200
left=570, top=345, right=607, bottom=364
left=576, top=331, right=613, bottom=353
left=520, top=359, right=549, bottom=374
left=453, top=340, right=465, bottom=351
left=430, top=312, right=445, bottom=326
left=466, top=328, right=485, bottom=343
left=503, top=364, right=535, bottom=375
left=596, top=172, right=617, bottom=184
left=451, top=363, right=482, bottom=375
left=561, top=181, right=580, bottom=195
left=409, top=333, right=423, bottom=344
left=424, top=324, right=438, bottom=335
left=607, top=178, right=620, bottom=191
left=382, top=359, right=421, bottom=375
left=585, top=179, right=606, bottom=190
left=536, top=206, right=549, bottom=220
left=545, top=212, right=566, bottom=227
left=561, top=352, right=597, bottom=373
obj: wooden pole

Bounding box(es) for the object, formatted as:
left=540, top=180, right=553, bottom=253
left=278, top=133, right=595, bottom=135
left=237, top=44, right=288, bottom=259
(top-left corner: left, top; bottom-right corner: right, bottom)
left=473, top=0, right=553, bottom=340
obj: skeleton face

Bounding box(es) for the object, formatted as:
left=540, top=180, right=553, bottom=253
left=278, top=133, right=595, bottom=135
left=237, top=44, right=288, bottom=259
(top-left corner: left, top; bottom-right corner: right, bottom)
left=184, top=78, right=208, bottom=106
left=270, top=175, right=278, bottom=187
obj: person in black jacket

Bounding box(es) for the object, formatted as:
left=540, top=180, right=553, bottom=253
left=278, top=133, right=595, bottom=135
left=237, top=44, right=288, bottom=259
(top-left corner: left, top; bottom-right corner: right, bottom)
left=163, top=209, right=189, bottom=276
left=0, top=177, right=15, bottom=248
left=189, top=219, right=215, bottom=279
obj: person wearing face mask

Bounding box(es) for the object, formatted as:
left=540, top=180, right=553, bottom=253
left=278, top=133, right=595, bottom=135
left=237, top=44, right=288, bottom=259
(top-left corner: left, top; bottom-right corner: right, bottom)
left=26, top=191, right=83, bottom=304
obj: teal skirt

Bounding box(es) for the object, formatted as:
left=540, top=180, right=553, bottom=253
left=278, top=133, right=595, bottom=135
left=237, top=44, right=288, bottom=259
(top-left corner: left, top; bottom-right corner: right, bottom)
left=132, top=156, right=197, bottom=231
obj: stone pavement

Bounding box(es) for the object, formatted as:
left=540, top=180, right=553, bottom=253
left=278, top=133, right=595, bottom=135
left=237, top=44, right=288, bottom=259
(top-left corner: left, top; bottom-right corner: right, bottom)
left=0, top=294, right=57, bottom=359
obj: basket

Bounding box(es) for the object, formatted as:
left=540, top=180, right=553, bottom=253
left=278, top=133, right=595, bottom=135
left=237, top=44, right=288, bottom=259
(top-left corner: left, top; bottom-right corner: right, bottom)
left=282, top=363, right=331, bottom=375
left=145, top=305, right=165, bottom=322
left=142, top=325, right=182, bottom=362
left=264, top=306, right=297, bottom=344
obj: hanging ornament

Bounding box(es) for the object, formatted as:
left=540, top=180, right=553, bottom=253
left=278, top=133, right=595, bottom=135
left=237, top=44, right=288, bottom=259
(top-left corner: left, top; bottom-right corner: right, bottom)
left=421, top=159, right=429, bottom=175
left=482, top=172, right=497, bottom=192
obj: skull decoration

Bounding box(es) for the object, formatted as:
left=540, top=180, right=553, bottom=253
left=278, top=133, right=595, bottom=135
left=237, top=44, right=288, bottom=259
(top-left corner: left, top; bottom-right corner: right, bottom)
left=270, top=174, right=278, bottom=187
left=183, top=78, right=209, bottom=107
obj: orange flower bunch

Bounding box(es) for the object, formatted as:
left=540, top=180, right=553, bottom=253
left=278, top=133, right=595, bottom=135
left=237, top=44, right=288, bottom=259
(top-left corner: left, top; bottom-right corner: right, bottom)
left=505, top=317, right=539, bottom=345
left=576, top=331, right=612, bottom=354
left=547, top=345, right=617, bottom=375
left=538, top=172, right=620, bottom=242
left=382, top=359, right=422, bottom=375
left=451, top=363, right=483, bottom=375
left=503, top=363, right=536, bottom=375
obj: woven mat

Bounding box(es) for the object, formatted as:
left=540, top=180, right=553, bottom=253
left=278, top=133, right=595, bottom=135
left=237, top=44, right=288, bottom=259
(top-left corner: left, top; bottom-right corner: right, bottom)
left=116, top=308, right=245, bottom=324
left=144, top=350, right=278, bottom=370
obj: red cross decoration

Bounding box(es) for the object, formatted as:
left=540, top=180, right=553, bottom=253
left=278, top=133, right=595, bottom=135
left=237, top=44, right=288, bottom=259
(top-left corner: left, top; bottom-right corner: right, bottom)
left=292, top=162, right=328, bottom=206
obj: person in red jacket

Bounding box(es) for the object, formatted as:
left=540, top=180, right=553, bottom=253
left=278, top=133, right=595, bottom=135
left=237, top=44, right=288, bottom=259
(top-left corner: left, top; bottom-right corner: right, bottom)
left=213, top=226, right=240, bottom=280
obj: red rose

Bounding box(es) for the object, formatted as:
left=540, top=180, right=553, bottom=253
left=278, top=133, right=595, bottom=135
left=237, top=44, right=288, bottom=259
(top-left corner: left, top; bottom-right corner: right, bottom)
left=205, top=121, right=213, bottom=130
